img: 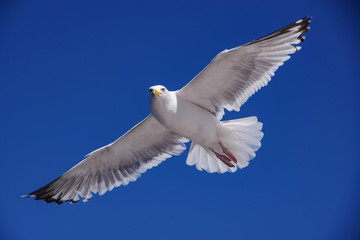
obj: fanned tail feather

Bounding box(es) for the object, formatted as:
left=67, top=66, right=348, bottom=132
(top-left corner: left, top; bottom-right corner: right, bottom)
left=186, top=116, right=263, bottom=173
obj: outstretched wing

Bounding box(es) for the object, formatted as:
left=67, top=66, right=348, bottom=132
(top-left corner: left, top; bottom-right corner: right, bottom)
left=24, top=115, right=188, bottom=204
left=177, top=17, right=311, bottom=119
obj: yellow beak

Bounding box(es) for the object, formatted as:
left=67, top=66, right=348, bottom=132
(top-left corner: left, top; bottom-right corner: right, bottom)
left=153, top=89, right=162, bottom=96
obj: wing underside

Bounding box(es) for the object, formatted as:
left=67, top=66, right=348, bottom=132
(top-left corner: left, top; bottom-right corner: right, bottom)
left=177, top=17, right=311, bottom=119
left=24, top=115, right=188, bottom=204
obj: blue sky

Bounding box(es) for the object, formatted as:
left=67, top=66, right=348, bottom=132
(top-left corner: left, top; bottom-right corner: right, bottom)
left=1, top=1, right=359, bottom=239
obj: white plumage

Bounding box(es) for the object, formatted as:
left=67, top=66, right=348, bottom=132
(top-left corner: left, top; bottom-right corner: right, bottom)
left=24, top=17, right=311, bottom=204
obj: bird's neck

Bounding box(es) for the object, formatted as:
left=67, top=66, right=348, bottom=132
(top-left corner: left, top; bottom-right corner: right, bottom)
left=150, top=92, right=178, bottom=126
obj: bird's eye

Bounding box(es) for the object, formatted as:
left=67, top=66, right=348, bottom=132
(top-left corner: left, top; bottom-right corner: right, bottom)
left=161, top=88, right=165, bottom=91
left=149, top=89, right=152, bottom=93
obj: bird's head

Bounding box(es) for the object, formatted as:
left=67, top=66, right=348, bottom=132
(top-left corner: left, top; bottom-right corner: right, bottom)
left=149, top=85, right=168, bottom=97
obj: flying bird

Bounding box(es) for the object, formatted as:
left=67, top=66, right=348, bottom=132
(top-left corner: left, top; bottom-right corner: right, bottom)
left=24, top=17, right=311, bottom=204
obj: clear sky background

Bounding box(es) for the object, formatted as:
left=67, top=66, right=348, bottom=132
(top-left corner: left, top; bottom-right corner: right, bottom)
left=1, top=1, right=359, bottom=240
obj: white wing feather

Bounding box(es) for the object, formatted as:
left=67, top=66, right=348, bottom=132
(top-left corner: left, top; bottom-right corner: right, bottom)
left=25, top=115, right=188, bottom=204
left=177, top=17, right=311, bottom=119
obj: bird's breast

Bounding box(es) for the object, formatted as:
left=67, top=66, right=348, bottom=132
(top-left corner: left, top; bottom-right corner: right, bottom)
left=150, top=93, right=219, bottom=147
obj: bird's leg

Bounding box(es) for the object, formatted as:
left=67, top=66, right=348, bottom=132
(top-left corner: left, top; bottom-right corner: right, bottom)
left=212, top=150, right=235, bottom=168
left=219, top=142, right=237, bottom=164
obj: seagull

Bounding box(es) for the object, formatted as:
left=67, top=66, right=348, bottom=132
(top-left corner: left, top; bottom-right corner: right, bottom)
left=24, top=17, right=311, bottom=204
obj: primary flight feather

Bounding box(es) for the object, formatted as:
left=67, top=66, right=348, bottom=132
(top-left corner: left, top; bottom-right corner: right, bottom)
left=24, top=17, right=311, bottom=204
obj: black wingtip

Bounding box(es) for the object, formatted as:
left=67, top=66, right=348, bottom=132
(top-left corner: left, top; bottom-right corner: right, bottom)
left=297, top=16, right=312, bottom=43
left=245, top=16, right=312, bottom=47
left=22, top=175, right=73, bottom=205
left=24, top=186, right=83, bottom=205
left=44, top=198, right=57, bottom=203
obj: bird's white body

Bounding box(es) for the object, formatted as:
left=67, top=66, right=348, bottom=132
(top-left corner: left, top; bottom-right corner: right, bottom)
left=149, top=85, right=263, bottom=173
left=150, top=89, right=221, bottom=152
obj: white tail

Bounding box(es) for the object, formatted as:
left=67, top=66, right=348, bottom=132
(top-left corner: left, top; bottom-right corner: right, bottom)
left=186, top=117, right=263, bottom=173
